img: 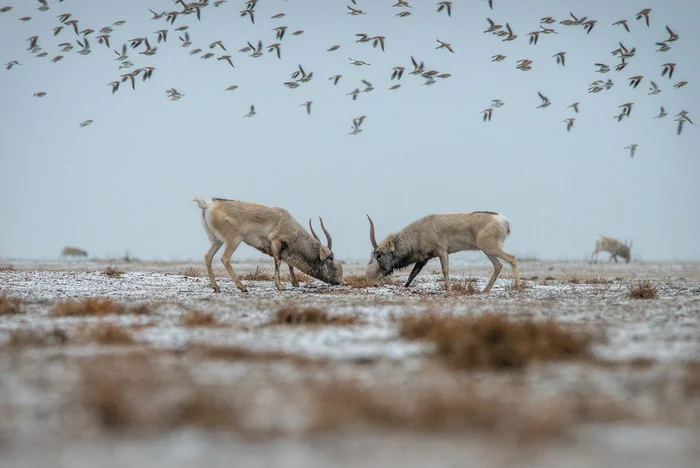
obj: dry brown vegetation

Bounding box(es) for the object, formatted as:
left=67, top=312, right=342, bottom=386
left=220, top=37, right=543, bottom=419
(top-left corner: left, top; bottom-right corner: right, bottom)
left=449, top=278, right=481, bottom=295
left=191, top=345, right=322, bottom=366
left=180, top=265, right=201, bottom=277
left=0, top=295, right=23, bottom=315
left=684, top=362, right=700, bottom=397
left=81, top=323, right=135, bottom=345
left=566, top=275, right=582, bottom=284
left=271, top=306, right=362, bottom=326
left=399, top=312, right=593, bottom=370
left=8, top=328, right=69, bottom=347
left=311, top=379, right=631, bottom=442
left=242, top=266, right=273, bottom=281
left=628, top=280, right=658, bottom=299
left=51, top=298, right=151, bottom=317
left=584, top=276, right=614, bottom=285
left=344, top=274, right=375, bottom=288
left=80, top=354, right=239, bottom=431
left=104, top=266, right=123, bottom=278
left=0, top=263, right=14, bottom=271
left=182, top=309, right=219, bottom=327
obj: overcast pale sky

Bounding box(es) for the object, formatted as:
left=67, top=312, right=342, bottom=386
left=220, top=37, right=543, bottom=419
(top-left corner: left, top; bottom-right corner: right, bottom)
left=1, top=0, right=699, bottom=263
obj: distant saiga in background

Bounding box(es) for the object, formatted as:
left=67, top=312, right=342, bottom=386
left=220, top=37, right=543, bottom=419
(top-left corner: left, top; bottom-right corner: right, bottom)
left=590, top=236, right=632, bottom=264
left=61, top=246, right=88, bottom=259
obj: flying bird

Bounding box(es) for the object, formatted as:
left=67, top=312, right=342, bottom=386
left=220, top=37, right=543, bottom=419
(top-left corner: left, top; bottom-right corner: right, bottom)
left=568, top=102, right=579, bottom=113
left=612, top=19, right=630, bottom=32
left=654, top=106, right=667, bottom=118
left=537, top=92, right=551, bottom=108
left=635, top=8, right=651, bottom=27
left=628, top=75, right=643, bottom=89
left=624, top=144, right=638, bottom=158
left=436, top=39, right=454, bottom=52
left=243, top=105, right=256, bottom=117
left=552, top=51, right=566, bottom=66
left=300, top=101, right=312, bottom=115
left=349, top=116, right=366, bottom=135
left=562, top=118, right=575, bottom=132
left=661, top=63, right=676, bottom=79
left=436, top=1, right=452, bottom=17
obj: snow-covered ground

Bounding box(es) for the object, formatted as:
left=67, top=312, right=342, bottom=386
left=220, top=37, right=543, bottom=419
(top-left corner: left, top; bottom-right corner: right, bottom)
left=1, top=259, right=699, bottom=467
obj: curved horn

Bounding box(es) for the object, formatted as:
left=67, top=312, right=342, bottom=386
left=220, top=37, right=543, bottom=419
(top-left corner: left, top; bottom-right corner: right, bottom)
left=319, top=217, right=332, bottom=250
left=367, top=214, right=377, bottom=249
left=308, top=219, right=320, bottom=242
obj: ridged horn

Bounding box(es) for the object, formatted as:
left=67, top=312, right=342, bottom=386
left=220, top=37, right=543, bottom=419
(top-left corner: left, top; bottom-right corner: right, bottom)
left=308, top=219, right=320, bottom=241
left=319, top=217, right=332, bottom=250
left=367, top=214, right=377, bottom=249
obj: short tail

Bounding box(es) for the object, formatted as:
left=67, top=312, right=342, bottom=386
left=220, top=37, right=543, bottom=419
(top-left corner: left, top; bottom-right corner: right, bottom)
left=192, top=196, right=209, bottom=210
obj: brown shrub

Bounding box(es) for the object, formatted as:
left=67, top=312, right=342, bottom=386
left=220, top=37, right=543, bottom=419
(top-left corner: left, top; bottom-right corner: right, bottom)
left=344, top=274, right=374, bottom=288
left=567, top=275, right=581, bottom=284
left=84, top=323, right=135, bottom=345
left=182, top=309, right=218, bottom=327
left=0, top=295, right=23, bottom=315
left=52, top=298, right=124, bottom=317
left=282, top=270, right=314, bottom=285
left=80, top=355, right=238, bottom=431
left=399, top=312, right=593, bottom=370
left=192, top=345, right=320, bottom=365
left=0, top=264, right=14, bottom=271
left=449, top=279, right=480, bottom=295
left=180, top=265, right=200, bottom=277
left=584, top=276, right=613, bottom=285
left=242, top=266, right=273, bottom=281
left=684, top=362, right=700, bottom=397
left=628, top=280, right=658, bottom=299
left=51, top=299, right=150, bottom=317
left=270, top=306, right=362, bottom=326
left=311, top=381, right=627, bottom=442
left=8, top=328, right=69, bottom=347
left=104, top=266, right=123, bottom=278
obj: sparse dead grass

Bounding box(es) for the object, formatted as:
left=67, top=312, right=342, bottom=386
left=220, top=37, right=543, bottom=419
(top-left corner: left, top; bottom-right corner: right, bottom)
left=242, top=266, right=273, bottom=281
left=311, top=380, right=631, bottom=442
left=0, top=295, right=23, bottom=315
left=180, top=265, right=200, bottom=277
left=8, top=328, right=68, bottom=347
left=192, top=345, right=322, bottom=366
left=0, top=263, right=14, bottom=271
left=270, top=306, right=362, bottom=326
left=628, top=280, right=658, bottom=299
left=82, top=323, right=135, bottom=345
left=344, top=274, right=374, bottom=288
left=182, top=309, right=219, bottom=327
left=584, top=276, right=614, bottom=285
left=399, top=312, right=593, bottom=370
left=80, top=354, right=239, bottom=431
left=684, top=362, right=700, bottom=397
left=104, top=266, right=123, bottom=278
left=566, top=275, right=581, bottom=284
left=449, top=278, right=481, bottom=295
left=51, top=298, right=151, bottom=317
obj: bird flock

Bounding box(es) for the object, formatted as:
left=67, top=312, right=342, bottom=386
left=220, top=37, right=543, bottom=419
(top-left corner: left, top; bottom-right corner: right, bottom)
left=1, top=0, right=696, bottom=156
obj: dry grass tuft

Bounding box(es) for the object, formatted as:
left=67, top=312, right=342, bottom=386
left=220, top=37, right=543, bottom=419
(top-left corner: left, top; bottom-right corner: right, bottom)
left=80, top=355, right=239, bottom=431
left=104, top=265, right=123, bottom=278
left=270, top=306, right=362, bottom=326
left=51, top=298, right=151, bottom=317
left=311, top=380, right=630, bottom=442
left=242, top=266, right=273, bottom=281
left=9, top=328, right=69, bottom=347
left=344, top=274, right=375, bottom=288
left=0, top=263, right=14, bottom=271
left=584, top=276, right=614, bottom=285
left=192, top=345, right=321, bottom=366
left=399, top=312, right=593, bottom=370
left=0, top=295, right=23, bottom=315
left=52, top=298, right=124, bottom=317
left=449, top=278, right=480, bottom=295
left=182, top=309, right=218, bottom=327
left=84, top=323, right=135, bottom=345
left=684, top=362, right=700, bottom=397
left=628, top=280, right=658, bottom=299
left=566, top=275, right=581, bottom=284
left=180, top=265, right=201, bottom=277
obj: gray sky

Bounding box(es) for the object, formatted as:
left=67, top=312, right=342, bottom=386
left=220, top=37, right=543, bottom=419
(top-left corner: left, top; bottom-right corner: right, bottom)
left=1, top=0, right=699, bottom=262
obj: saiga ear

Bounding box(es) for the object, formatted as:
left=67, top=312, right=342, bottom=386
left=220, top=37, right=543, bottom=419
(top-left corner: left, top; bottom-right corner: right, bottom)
left=387, top=239, right=395, bottom=253
left=319, top=245, right=331, bottom=261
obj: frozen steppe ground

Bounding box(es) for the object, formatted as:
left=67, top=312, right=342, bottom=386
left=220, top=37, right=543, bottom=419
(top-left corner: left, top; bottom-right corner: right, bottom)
left=1, top=258, right=699, bottom=468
